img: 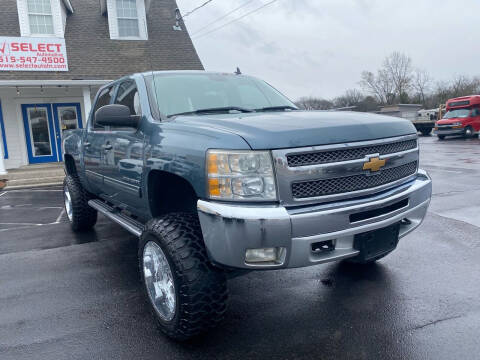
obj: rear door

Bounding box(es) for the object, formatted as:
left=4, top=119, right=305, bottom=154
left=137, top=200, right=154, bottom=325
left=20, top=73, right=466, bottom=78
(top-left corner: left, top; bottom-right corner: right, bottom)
left=83, top=85, right=116, bottom=194
left=102, top=78, right=144, bottom=209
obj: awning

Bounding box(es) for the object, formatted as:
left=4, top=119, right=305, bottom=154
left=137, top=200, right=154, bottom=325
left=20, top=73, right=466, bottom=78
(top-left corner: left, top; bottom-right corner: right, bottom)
left=0, top=80, right=111, bottom=87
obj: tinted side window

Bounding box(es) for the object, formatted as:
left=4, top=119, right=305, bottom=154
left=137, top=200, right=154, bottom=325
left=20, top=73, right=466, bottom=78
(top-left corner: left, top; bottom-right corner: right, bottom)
left=115, top=80, right=141, bottom=116
left=92, top=86, right=115, bottom=129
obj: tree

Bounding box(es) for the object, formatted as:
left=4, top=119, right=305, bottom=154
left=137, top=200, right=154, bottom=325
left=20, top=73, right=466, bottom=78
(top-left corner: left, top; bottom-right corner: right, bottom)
left=295, top=97, right=333, bottom=110
left=412, top=69, right=431, bottom=105
left=357, top=96, right=380, bottom=112
left=360, top=51, right=413, bottom=104
left=334, top=89, right=364, bottom=107
left=360, top=70, right=395, bottom=105
left=383, top=52, right=413, bottom=100
left=450, top=75, right=480, bottom=97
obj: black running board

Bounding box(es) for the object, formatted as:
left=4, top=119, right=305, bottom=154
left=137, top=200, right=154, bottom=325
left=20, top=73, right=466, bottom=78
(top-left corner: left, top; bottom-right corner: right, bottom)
left=88, top=199, right=144, bottom=237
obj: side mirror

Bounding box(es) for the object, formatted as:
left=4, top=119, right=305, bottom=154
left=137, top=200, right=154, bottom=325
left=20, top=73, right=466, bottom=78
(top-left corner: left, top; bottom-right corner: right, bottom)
left=95, top=104, right=139, bottom=128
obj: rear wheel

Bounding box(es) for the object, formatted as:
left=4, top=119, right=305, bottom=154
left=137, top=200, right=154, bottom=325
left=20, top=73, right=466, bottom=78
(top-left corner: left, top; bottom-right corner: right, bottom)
left=139, top=213, right=228, bottom=341
left=437, top=135, right=445, bottom=140
left=63, top=175, right=97, bottom=232
left=420, top=128, right=432, bottom=136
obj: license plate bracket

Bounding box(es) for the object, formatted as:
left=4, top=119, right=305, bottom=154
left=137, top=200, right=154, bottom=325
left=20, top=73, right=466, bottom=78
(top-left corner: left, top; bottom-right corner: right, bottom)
left=353, top=223, right=400, bottom=262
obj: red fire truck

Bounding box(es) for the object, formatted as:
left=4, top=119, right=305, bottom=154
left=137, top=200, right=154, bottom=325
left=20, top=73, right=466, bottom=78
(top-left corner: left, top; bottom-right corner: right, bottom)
left=435, top=95, right=480, bottom=139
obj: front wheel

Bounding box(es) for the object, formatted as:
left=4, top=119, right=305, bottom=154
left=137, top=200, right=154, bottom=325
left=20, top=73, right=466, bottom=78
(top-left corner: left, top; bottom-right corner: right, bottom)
left=464, top=126, right=474, bottom=138
left=437, top=135, right=445, bottom=140
left=63, top=175, right=97, bottom=232
left=139, top=213, right=228, bottom=341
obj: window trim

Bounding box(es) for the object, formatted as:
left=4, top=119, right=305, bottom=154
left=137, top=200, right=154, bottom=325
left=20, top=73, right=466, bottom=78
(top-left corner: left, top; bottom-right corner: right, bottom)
left=107, top=0, right=148, bottom=41
left=17, top=0, right=67, bottom=38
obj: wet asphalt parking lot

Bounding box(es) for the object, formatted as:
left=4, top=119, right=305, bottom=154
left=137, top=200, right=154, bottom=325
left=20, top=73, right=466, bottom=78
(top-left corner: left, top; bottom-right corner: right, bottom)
left=0, top=135, right=479, bottom=360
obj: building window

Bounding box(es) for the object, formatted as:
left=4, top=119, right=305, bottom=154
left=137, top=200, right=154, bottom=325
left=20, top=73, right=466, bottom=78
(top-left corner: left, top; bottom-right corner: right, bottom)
left=116, top=0, right=140, bottom=37
left=106, top=0, right=147, bottom=40
left=27, top=0, right=54, bottom=35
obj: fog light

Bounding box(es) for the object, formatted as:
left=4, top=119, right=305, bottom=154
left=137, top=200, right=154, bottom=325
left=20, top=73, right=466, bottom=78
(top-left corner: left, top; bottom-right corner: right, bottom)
left=245, top=247, right=286, bottom=265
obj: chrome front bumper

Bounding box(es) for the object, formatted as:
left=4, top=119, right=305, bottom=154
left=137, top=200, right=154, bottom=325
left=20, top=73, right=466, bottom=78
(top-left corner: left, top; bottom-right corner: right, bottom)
left=435, top=128, right=464, bottom=136
left=197, top=170, right=432, bottom=270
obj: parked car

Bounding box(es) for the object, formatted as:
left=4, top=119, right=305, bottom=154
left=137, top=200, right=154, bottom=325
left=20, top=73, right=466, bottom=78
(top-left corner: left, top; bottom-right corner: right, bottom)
left=63, top=71, right=432, bottom=340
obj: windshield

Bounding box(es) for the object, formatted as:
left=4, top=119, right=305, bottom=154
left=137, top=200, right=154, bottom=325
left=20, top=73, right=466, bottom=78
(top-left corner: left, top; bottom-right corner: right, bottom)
left=443, top=108, right=471, bottom=119
left=149, top=73, right=297, bottom=117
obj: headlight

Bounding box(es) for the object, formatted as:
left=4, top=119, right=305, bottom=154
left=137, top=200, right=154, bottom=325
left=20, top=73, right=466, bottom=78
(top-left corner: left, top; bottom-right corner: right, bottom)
left=207, top=150, right=277, bottom=201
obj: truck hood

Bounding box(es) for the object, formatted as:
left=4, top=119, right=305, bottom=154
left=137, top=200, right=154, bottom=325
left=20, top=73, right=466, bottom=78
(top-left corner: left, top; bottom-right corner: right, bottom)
left=173, top=111, right=416, bottom=149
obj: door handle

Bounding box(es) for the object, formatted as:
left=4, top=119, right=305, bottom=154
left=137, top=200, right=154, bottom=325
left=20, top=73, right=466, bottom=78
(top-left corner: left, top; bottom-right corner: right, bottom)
left=102, top=144, right=113, bottom=151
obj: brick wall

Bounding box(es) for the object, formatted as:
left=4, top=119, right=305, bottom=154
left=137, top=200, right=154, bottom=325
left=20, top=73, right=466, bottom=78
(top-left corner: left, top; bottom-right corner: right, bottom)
left=0, top=0, right=204, bottom=81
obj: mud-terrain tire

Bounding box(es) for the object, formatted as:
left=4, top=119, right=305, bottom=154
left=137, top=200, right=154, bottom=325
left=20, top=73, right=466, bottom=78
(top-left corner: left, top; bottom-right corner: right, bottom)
left=138, top=213, right=228, bottom=341
left=63, top=175, right=97, bottom=232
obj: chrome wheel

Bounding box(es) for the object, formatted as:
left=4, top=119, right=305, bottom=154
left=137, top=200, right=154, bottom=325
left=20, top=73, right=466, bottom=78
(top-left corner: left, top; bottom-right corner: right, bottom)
left=64, top=185, right=73, bottom=221
left=143, top=241, right=176, bottom=321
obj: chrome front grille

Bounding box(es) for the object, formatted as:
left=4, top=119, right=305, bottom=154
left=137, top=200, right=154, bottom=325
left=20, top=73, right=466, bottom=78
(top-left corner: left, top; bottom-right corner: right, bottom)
left=271, top=134, right=419, bottom=206
left=291, top=161, right=418, bottom=198
left=286, top=139, right=417, bottom=167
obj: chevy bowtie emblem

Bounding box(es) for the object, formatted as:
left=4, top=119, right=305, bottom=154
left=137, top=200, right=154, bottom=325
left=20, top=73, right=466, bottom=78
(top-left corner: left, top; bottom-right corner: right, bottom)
left=363, top=157, right=387, bottom=172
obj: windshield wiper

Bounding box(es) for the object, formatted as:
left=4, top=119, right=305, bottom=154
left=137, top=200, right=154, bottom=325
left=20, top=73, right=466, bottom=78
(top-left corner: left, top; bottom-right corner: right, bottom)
left=255, top=106, right=298, bottom=112
left=168, top=106, right=254, bottom=117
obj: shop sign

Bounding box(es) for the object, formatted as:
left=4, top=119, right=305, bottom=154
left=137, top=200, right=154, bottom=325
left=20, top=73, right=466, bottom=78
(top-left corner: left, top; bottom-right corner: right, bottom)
left=0, top=36, right=68, bottom=72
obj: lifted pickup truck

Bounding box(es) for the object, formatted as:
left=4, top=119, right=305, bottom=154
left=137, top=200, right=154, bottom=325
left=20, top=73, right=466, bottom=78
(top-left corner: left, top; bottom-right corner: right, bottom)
left=63, top=71, right=432, bottom=340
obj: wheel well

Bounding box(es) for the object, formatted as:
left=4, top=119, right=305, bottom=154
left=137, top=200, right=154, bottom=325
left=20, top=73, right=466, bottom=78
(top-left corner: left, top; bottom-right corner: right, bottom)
left=147, top=170, right=198, bottom=217
left=64, top=154, right=77, bottom=176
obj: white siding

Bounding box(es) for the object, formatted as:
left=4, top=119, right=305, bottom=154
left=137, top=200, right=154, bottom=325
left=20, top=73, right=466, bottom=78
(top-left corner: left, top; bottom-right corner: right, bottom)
left=137, top=0, right=148, bottom=40
left=16, top=0, right=30, bottom=37
left=0, top=89, right=27, bottom=169
left=106, top=0, right=119, bottom=39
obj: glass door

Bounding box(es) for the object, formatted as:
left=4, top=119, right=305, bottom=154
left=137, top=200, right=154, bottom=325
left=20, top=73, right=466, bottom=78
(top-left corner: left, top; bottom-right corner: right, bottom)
left=53, top=103, right=83, bottom=161
left=21, top=104, right=58, bottom=164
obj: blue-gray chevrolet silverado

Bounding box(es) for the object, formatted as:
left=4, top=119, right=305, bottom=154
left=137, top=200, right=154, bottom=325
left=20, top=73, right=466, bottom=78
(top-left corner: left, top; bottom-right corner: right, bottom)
left=63, top=71, right=432, bottom=340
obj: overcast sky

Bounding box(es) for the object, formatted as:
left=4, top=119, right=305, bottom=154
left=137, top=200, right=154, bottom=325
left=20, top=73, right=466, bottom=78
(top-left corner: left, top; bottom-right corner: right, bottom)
left=176, top=0, right=480, bottom=101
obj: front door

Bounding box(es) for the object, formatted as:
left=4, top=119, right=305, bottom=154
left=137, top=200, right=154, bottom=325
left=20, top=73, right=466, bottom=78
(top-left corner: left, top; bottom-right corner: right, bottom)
left=102, top=79, right=144, bottom=208
left=22, top=103, right=83, bottom=164
left=84, top=85, right=116, bottom=194
left=22, top=104, right=58, bottom=164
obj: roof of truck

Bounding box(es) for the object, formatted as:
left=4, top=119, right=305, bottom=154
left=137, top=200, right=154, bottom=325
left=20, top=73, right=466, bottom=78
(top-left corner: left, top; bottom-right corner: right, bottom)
left=446, top=95, right=480, bottom=109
